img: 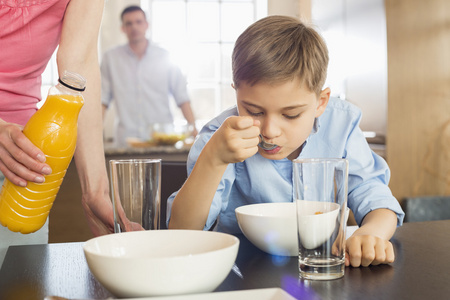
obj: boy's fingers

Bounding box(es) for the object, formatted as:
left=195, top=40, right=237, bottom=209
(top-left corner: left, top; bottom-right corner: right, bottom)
left=361, top=246, right=375, bottom=267
left=361, top=236, right=379, bottom=267
left=241, top=128, right=260, bottom=140
left=371, top=241, right=387, bottom=265
left=224, top=116, right=260, bottom=140
left=242, top=136, right=260, bottom=149
left=373, top=241, right=394, bottom=265
left=385, top=242, right=395, bottom=264
left=346, top=239, right=362, bottom=267
left=349, top=253, right=362, bottom=267
left=228, top=116, right=254, bottom=130
left=347, top=237, right=395, bottom=267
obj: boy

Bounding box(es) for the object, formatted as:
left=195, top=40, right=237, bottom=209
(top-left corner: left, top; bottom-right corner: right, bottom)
left=167, top=16, right=404, bottom=267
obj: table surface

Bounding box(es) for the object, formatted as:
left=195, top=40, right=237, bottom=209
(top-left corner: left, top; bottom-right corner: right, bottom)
left=1, top=220, right=450, bottom=300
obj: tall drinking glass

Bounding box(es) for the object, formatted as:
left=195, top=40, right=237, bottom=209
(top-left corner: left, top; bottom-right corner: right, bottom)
left=293, top=158, right=348, bottom=280
left=109, top=159, right=161, bottom=232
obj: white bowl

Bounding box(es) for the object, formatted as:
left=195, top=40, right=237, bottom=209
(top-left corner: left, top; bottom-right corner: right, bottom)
left=150, top=122, right=189, bottom=145
left=235, top=203, right=298, bottom=256
left=296, top=200, right=342, bottom=249
left=83, top=230, right=239, bottom=298
left=235, top=202, right=349, bottom=256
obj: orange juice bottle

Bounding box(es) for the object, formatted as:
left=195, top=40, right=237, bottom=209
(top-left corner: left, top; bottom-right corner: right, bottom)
left=0, top=71, right=85, bottom=234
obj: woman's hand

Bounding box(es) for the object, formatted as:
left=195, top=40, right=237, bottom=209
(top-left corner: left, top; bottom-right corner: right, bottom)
left=0, top=119, right=52, bottom=186
left=81, top=187, right=115, bottom=236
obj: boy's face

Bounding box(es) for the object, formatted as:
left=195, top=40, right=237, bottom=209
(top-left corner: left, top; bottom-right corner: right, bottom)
left=235, top=79, right=330, bottom=160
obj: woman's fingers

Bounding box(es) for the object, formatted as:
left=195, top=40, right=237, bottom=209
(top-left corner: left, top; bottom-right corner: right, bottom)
left=0, top=122, right=52, bottom=185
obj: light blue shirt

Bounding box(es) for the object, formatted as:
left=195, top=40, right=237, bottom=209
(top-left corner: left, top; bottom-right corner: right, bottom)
left=101, top=41, right=190, bottom=146
left=166, top=98, right=405, bottom=233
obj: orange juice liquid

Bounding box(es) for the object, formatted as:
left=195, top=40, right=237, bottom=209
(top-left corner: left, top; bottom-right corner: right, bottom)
left=0, top=93, right=84, bottom=234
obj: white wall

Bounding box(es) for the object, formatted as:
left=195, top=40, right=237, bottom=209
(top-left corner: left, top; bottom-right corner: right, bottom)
left=266, top=0, right=388, bottom=136
left=101, top=0, right=139, bottom=54
left=267, top=0, right=311, bottom=20
left=311, top=0, right=387, bottom=136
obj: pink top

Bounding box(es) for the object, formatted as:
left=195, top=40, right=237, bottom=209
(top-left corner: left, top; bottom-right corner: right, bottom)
left=0, top=0, right=70, bottom=126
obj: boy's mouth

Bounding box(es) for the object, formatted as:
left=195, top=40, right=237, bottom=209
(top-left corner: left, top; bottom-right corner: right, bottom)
left=258, top=134, right=278, bottom=150
left=261, top=146, right=281, bottom=155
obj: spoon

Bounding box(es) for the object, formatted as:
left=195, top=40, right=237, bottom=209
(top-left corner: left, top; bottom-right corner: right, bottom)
left=258, top=134, right=278, bottom=150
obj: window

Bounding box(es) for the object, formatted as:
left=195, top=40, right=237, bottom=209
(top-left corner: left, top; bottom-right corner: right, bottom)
left=141, top=0, right=266, bottom=127
left=41, top=0, right=267, bottom=129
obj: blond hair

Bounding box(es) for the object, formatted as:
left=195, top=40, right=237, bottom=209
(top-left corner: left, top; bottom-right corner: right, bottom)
left=232, top=15, right=329, bottom=95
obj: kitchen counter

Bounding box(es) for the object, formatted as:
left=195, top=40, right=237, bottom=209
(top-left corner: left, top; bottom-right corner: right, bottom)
left=49, top=143, right=190, bottom=243
left=369, top=143, right=386, bottom=159
left=366, top=134, right=386, bottom=159
left=104, top=143, right=190, bottom=162
left=104, top=144, right=385, bottom=161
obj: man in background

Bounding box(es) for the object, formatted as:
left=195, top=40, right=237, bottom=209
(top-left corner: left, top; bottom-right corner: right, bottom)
left=101, top=5, right=197, bottom=147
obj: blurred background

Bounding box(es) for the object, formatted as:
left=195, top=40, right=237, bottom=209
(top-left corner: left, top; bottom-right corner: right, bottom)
left=100, top=0, right=390, bottom=143
left=42, top=0, right=390, bottom=141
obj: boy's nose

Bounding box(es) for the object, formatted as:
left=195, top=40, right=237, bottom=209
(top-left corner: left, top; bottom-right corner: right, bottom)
left=260, top=119, right=280, bottom=140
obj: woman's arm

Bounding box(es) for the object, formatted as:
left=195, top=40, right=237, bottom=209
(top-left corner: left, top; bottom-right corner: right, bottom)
left=57, top=0, right=114, bottom=235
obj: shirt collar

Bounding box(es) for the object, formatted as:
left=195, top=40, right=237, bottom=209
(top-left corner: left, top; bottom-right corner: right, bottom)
left=292, top=117, right=320, bottom=160
left=311, top=117, right=320, bottom=135
left=125, top=39, right=150, bottom=57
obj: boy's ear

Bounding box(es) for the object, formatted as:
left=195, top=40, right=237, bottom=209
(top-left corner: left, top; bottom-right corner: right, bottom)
left=315, top=87, right=331, bottom=118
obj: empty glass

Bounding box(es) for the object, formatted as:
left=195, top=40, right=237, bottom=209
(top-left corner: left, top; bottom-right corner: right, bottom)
left=109, top=159, right=161, bottom=232
left=293, top=158, right=349, bottom=280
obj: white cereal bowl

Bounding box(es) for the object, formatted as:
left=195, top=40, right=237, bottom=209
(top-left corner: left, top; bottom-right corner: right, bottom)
left=296, top=200, right=345, bottom=250
left=83, top=230, right=239, bottom=298
left=235, top=202, right=349, bottom=256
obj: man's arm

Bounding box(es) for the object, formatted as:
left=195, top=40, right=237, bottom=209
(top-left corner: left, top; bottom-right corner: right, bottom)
left=180, top=102, right=198, bottom=136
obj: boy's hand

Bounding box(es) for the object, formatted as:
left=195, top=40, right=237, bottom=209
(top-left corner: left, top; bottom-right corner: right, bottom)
left=345, top=234, right=395, bottom=267
left=208, top=116, right=260, bottom=165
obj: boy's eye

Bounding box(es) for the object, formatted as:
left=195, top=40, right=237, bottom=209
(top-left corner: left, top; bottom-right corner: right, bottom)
left=284, top=113, right=301, bottom=120
left=246, top=108, right=263, bottom=117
